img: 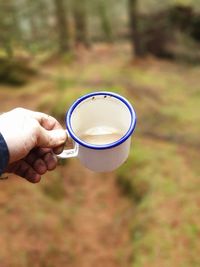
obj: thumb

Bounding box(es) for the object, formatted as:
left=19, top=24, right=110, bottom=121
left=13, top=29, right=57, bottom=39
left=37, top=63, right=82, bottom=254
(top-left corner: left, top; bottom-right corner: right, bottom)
left=37, top=128, right=67, bottom=148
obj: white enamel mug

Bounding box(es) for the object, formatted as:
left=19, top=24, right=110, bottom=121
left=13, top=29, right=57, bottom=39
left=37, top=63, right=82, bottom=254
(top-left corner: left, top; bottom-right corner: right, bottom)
left=58, top=91, right=137, bottom=172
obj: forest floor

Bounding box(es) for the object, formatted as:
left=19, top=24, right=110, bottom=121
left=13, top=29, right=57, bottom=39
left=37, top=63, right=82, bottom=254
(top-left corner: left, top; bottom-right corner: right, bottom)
left=0, top=43, right=200, bottom=267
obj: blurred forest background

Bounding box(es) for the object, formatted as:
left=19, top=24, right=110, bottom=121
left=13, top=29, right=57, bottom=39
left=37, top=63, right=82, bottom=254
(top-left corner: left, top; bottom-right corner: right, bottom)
left=0, top=0, right=200, bottom=267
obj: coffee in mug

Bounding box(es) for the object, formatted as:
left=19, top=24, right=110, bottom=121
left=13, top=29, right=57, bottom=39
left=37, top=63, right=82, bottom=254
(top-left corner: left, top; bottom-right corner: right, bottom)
left=58, top=91, right=137, bottom=172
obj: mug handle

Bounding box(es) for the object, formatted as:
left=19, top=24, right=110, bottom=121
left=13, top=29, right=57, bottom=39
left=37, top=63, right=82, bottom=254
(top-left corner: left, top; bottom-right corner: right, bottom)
left=57, top=130, right=78, bottom=159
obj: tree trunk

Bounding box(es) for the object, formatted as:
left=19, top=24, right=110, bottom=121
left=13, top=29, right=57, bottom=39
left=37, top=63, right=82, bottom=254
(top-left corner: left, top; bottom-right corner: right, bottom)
left=0, top=1, right=14, bottom=58
left=29, top=14, right=39, bottom=42
left=54, top=0, right=70, bottom=54
left=128, top=0, right=145, bottom=57
left=98, top=1, right=113, bottom=42
left=73, top=0, right=89, bottom=48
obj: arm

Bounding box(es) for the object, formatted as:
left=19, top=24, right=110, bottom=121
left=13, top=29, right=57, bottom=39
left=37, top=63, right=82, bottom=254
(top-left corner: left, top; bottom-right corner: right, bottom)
left=0, top=108, right=66, bottom=183
left=0, top=133, right=9, bottom=175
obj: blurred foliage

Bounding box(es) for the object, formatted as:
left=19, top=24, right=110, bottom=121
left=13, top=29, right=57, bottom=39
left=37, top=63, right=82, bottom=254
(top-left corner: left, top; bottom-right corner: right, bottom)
left=0, top=40, right=199, bottom=266
left=0, top=57, right=36, bottom=85
left=1, top=0, right=200, bottom=86
left=41, top=171, right=66, bottom=201
left=116, top=143, right=150, bottom=203
left=0, top=0, right=200, bottom=267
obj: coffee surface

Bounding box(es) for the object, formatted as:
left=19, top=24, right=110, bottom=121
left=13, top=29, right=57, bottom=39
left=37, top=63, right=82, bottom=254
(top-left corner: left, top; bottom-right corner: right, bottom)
left=79, top=126, right=123, bottom=145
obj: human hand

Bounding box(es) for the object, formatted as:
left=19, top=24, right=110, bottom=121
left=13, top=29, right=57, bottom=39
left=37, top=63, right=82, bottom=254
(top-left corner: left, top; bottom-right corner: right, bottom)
left=0, top=108, right=67, bottom=183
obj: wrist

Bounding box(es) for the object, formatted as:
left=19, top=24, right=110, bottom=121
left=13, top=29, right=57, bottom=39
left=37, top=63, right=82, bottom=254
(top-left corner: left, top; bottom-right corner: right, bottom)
left=0, top=132, right=10, bottom=174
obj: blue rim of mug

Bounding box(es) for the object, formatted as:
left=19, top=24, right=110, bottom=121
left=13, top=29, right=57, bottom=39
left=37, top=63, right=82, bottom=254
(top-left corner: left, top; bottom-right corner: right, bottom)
left=65, top=91, right=137, bottom=150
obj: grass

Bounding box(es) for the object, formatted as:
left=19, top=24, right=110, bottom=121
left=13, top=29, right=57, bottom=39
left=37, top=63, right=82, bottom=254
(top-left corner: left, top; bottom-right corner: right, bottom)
left=118, top=138, right=200, bottom=267
left=0, top=43, right=200, bottom=266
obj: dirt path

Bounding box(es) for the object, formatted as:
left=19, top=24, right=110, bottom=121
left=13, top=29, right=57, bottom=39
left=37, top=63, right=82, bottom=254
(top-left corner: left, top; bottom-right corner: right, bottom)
left=0, top=46, right=133, bottom=266
left=0, top=85, right=133, bottom=267
left=61, top=161, right=132, bottom=267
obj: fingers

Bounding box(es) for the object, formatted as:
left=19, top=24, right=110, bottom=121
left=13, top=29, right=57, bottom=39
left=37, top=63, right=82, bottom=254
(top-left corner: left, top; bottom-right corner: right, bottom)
left=9, top=160, right=41, bottom=183
left=34, top=159, right=47, bottom=175
left=17, top=109, right=67, bottom=152
left=26, top=148, right=58, bottom=173
left=30, top=111, right=67, bottom=150
left=7, top=148, right=59, bottom=183
left=2, top=108, right=65, bottom=183
left=43, top=152, right=58, bottom=170
left=53, top=144, right=65, bottom=155
left=31, top=111, right=63, bottom=131
left=36, top=127, right=67, bottom=148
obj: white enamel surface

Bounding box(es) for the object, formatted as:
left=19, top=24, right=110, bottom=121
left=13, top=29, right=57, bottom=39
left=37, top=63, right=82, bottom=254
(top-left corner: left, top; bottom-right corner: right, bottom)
left=77, top=137, right=131, bottom=172
left=58, top=93, right=135, bottom=172
left=70, top=95, right=131, bottom=143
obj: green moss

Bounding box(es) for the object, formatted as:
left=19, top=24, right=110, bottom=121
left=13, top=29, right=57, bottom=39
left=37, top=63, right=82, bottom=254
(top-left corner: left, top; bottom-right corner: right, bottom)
left=41, top=172, right=65, bottom=201
left=116, top=141, right=151, bottom=202
left=50, top=87, right=92, bottom=120
left=0, top=57, right=36, bottom=86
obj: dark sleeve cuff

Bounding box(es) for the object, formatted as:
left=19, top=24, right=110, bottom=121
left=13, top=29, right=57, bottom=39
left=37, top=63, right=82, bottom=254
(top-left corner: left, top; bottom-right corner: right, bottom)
left=0, top=133, right=9, bottom=175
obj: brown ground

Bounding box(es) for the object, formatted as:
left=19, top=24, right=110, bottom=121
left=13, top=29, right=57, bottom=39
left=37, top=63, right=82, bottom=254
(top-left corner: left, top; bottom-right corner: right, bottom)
left=0, top=64, right=133, bottom=267
left=61, top=161, right=132, bottom=267
left=2, top=43, right=199, bottom=267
